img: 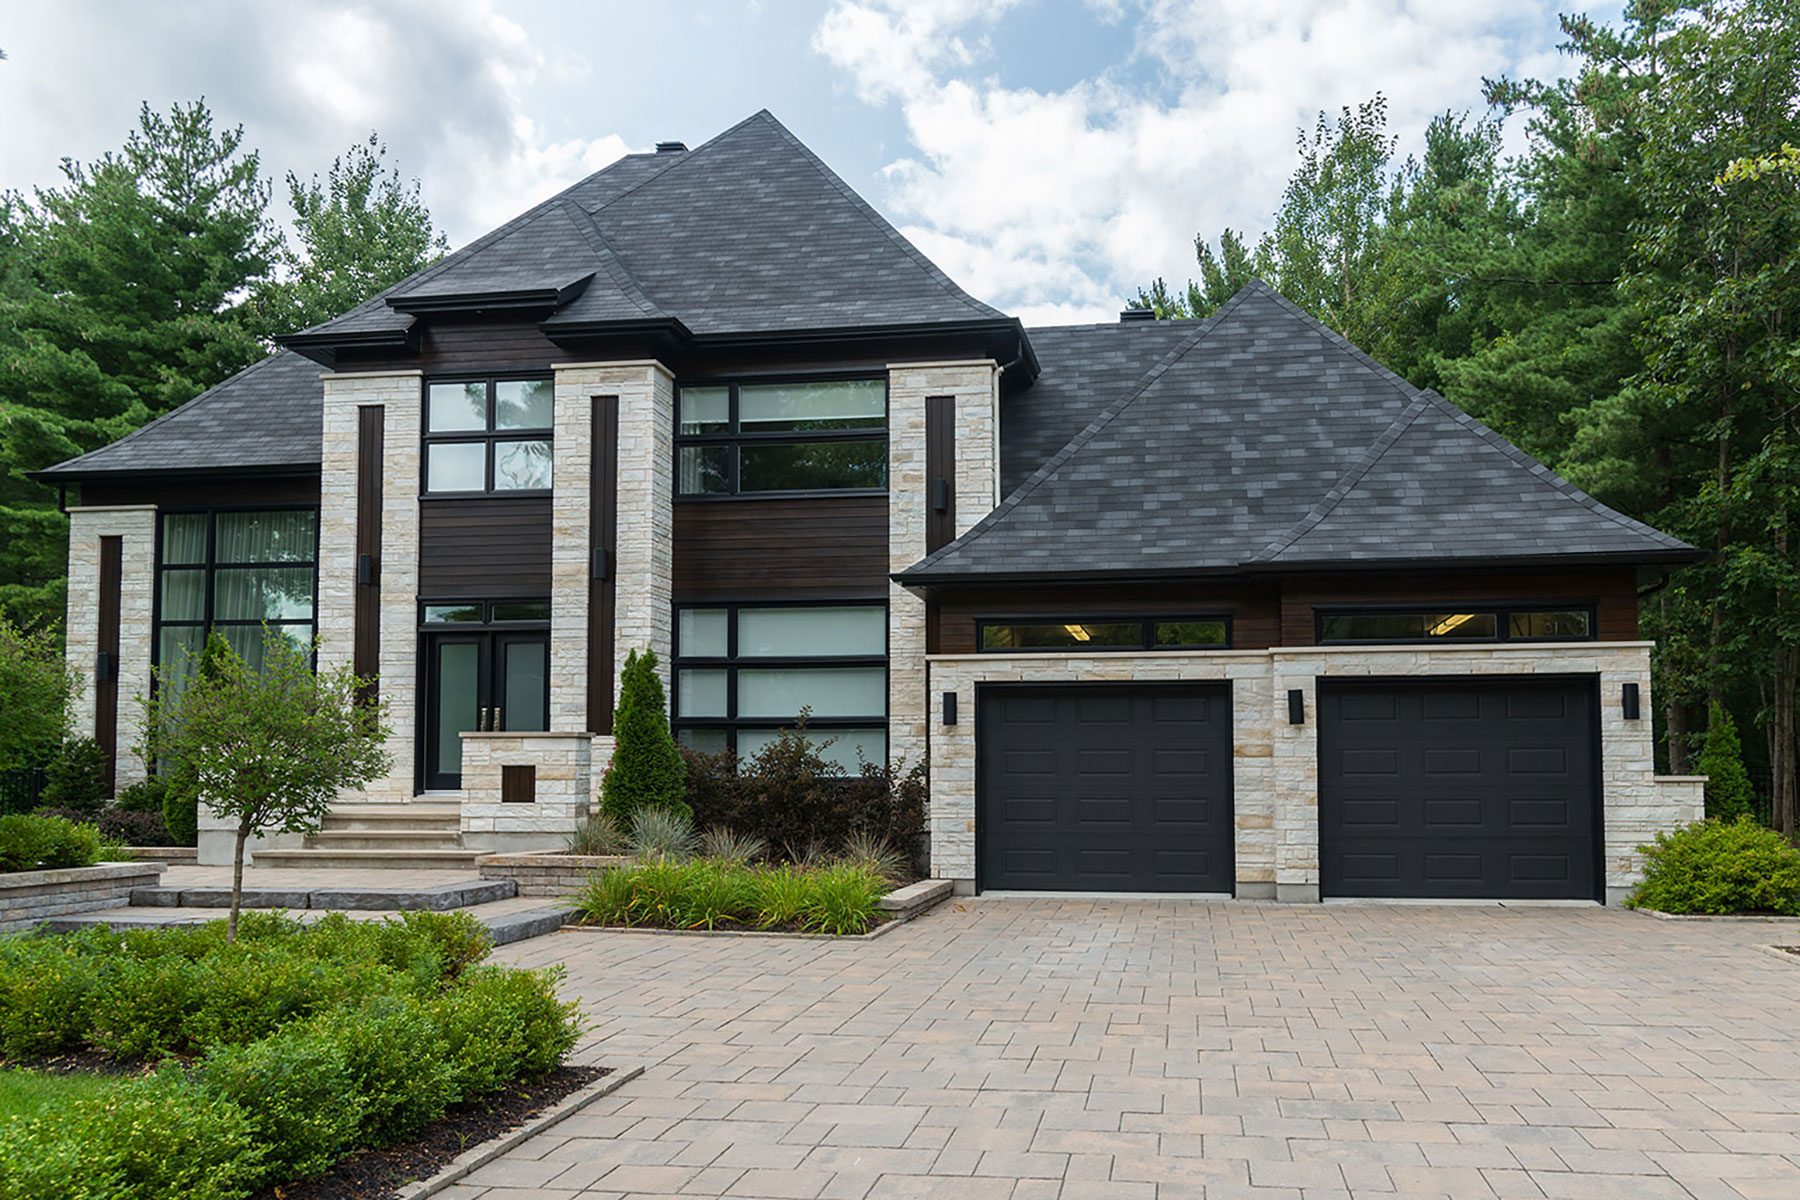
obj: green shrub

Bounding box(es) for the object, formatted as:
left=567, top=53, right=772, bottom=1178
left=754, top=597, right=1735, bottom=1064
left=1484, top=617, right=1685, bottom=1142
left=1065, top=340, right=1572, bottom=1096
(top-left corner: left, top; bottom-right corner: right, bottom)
left=751, top=865, right=811, bottom=929
left=0, top=812, right=103, bottom=872
left=568, top=808, right=625, bottom=855
left=311, top=993, right=456, bottom=1144
left=0, top=619, right=77, bottom=775
left=1699, top=702, right=1757, bottom=822
left=114, top=776, right=168, bottom=814
left=88, top=952, right=210, bottom=1059
left=699, top=826, right=766, bottom=864
left=1629, top=817, right=1800, bottom=914
left=385, top=909, right=492, bottom=981
left=627, top=805, right=697, bottom=862
left=801, top=864, right=886, bottom=935
left=182, top=944, right=384, bottom=1050
left=0, top=938, right=101, bottom=1057
left=573, top=858, right=887, bottom=935
left=573, top=865, right=639, bottom=926
left=198, top=1024, right=364, bottom=1182
left=434, top=965, right=580, bottom=1100
left=599, top=648, right=688, bottom=823
left=38, top=737, right=109, bottom=814
left=0, top=1068, right=264, bottom=1200
left=162, top=780, right=200, bottom=847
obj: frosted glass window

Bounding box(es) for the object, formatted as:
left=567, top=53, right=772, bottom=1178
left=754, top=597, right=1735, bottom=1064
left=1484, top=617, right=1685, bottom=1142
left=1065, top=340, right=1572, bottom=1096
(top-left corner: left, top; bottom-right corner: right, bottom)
left=737, top=606, right=883, bottom=658
left=678, top=609, right=728, bottom=657
left=495, top=380, right=552, bottom=430
left=494, top=439, right=552, bottom=490
left=739, top=380, right=884, bottom=432
left=677, top=669, right=729, bottom=718
left=736, top=667, right=886, bottom=719
left=503, top=641, right=547, bottom=731
left=427, top=441, right=486, bottom=492
left=428, top=382, right=488, bottom=431
left=737, top=727, right=885, bottom=773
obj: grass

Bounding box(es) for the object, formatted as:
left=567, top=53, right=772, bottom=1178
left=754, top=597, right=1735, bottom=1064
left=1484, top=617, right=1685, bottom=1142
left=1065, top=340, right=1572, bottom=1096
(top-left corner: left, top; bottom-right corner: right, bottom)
left=0, top=1069, right=122, bottom=1123
left=572, top=858, right=889, bottom=935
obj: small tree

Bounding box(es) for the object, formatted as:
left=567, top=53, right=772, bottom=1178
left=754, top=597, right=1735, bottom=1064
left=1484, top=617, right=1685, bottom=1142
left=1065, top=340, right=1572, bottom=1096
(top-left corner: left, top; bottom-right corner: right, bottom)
left=143, top=630, right=390, bottom=939
left=0, top=619, right=77, bottom=772
left=599, top=649, right=688, bottom=823
left=1698, top=702, right=1756, bottom=823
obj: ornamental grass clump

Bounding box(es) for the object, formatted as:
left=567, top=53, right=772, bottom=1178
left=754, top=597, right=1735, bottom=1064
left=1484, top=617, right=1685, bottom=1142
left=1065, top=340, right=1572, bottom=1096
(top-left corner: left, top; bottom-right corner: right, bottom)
left=1628, top=817, right=1800, bottom=915
left=572, top=858, right=888, bottom=934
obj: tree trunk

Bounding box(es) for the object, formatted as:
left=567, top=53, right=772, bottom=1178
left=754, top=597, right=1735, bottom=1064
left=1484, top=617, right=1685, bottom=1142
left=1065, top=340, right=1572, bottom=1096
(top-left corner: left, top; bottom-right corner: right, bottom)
left=1774, top=648, right=1797, bottom=838
left=229, top=822, right=250, bottom=943
left=1666, top=699, right=1689, bottom=776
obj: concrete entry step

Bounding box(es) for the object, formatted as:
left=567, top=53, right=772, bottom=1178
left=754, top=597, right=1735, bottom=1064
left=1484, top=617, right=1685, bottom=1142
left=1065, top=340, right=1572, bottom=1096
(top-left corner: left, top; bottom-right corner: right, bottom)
left=42, top=899, right=573, bottom=946
left=307, top=830, right=466, bottom=850
left=319, top=805, right=462, bottom=833
left=251, top=848, right=486, bottom=871
left=129, top=878, right=516, bottom=912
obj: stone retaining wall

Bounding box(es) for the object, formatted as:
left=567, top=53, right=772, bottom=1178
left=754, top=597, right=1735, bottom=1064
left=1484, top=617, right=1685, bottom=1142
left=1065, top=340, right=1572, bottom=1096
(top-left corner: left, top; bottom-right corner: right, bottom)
left=479, top=851, right=629, bottom=897
left=0, top=862, right=165, bottom=932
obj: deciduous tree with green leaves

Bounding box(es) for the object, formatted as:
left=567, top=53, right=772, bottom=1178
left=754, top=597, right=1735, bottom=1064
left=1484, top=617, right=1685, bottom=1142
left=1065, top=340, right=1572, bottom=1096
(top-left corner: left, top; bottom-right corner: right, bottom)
left=142, top=630, right=389, bottom=939
left=0, top=618, right=76, bottom=772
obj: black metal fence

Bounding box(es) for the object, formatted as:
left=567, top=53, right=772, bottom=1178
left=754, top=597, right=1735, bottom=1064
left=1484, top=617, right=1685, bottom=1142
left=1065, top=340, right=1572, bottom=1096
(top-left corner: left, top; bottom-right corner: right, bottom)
left=0, top=767, right=48, bottom=815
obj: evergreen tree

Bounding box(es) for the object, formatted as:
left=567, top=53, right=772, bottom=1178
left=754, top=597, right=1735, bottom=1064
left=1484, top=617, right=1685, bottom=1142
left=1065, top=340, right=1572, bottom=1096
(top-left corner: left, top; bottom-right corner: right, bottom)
left=600, top=649, right=689, bottom=823
left=1698, top=702, right=1757, bottom=822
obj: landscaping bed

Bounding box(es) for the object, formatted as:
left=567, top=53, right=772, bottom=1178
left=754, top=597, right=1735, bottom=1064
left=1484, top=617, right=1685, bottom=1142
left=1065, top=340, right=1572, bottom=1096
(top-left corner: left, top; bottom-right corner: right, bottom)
left=0, top=909, right=583, bottom=1199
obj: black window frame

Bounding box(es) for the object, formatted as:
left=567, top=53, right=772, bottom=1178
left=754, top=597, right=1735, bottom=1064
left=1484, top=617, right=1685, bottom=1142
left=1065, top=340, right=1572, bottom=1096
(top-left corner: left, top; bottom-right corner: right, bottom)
left=671, top=598, right=889, bottom=761
left=1313, top=603, right=1599, bottom=645
left=421, top=374, right=555, bottom=498
left=673, top=373, right=889, bottom=500
left=151, top=505, right=322, bottom=689
left=975, top=615, right=1234, bottom=653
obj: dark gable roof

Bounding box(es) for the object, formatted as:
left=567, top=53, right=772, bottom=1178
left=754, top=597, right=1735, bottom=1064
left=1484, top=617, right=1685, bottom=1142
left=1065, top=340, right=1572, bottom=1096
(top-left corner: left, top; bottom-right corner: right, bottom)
left=904, top=281, right=1694, bottom=584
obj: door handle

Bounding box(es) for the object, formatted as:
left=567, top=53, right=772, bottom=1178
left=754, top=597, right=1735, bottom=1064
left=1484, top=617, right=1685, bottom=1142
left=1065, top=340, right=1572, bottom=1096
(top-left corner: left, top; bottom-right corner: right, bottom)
left=477, top=707, right=489, bottom=732
left=492, top=707, right=503, bottom=732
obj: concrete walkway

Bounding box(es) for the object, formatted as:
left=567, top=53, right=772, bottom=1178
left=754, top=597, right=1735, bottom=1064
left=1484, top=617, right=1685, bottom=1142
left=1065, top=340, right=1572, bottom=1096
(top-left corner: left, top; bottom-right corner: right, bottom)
left=458, top=898, right=1800, bottom=1199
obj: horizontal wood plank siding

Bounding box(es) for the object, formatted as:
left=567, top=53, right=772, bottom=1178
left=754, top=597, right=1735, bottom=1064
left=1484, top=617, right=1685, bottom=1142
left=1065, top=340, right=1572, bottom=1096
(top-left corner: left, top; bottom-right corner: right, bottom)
left=933, top=583, right=1283, bottom=655
left=673, top=496, right=888, bottom=600
left=79, top=474, right=320, bottom=509
left=419, top=497, right=553, bottom=598
left=1278, top=568, right=1641, bottom=645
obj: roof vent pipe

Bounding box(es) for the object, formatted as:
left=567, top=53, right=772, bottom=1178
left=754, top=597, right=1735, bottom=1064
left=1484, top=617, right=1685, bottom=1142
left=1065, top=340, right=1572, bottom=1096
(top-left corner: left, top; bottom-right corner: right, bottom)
left=655, top=141, right=688, bottom=154
left=1119, top=306, right=1155, bottom=323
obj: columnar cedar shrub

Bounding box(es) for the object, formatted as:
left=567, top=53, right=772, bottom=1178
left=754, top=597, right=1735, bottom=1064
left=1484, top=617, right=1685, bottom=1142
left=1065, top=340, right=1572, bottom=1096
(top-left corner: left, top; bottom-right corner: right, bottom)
left=1698, top=701, right=1756, bottom=822
left=1628, top=818, right=1800, bottom=914
left=38, top=737, right=109, bottom=813
left=599, top=648, right=688, bottom=823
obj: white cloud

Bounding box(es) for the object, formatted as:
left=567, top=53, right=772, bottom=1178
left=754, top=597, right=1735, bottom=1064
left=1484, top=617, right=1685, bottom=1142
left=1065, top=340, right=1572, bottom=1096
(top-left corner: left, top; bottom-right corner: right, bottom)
left=813, top=0, right=1576, bottom=323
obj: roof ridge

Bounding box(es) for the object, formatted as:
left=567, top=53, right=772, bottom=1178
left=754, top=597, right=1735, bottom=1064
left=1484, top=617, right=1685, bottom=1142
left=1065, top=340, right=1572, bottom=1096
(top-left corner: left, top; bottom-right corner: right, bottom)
left=585, top=109, right=774, bottom=217
left=754, top=112, right=1005, bottom=321
left=1251, top=397, right=1430, bottom=563
left=560, top=200, right=666, bottom=319
left=905, top=284, right=1259, bottom=575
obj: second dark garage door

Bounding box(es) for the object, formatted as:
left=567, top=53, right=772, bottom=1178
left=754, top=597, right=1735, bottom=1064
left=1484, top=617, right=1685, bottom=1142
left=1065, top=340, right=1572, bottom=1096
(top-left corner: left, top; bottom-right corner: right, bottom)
left=1318, top=677, right=1601, bottom=900
left=977, top=684, right=1234, bottom=892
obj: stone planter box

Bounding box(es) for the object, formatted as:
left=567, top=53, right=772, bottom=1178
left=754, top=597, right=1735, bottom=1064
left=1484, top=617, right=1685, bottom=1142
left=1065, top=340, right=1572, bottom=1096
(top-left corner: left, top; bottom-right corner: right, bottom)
left=0, top=861, right=166, bottom=932
left=479, top=851, right=631, bottom=897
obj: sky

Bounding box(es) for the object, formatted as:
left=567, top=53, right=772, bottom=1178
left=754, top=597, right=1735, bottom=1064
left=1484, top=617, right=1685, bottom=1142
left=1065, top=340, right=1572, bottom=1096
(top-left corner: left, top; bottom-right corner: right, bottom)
left=0, top=0, right=1621, bottom=326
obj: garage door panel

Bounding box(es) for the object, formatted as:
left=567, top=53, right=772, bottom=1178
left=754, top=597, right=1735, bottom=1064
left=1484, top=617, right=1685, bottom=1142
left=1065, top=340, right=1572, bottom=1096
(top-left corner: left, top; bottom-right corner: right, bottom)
left=979, top=684, right=1233, bottom=892
left=1320, top=678, right=1598, bottom=900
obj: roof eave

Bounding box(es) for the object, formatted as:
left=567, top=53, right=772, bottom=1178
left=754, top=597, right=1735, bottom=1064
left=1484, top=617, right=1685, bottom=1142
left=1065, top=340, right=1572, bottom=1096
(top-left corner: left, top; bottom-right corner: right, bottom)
left=30, top=461, right=323, bottom=485
left=277, top=325, right=419, bottom=366
left=386, top=275, right=594, bottom=317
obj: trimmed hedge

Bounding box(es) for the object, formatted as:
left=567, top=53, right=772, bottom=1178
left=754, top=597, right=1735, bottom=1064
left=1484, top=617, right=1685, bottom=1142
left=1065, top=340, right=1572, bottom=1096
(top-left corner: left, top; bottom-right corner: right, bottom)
left=0, top=812, right=103, bottom=873
left=0, top=910, right=581, bottom=1199
left=1628, top=817, right=1800, bottom=915
left=573, top=858, right=888, bottom=935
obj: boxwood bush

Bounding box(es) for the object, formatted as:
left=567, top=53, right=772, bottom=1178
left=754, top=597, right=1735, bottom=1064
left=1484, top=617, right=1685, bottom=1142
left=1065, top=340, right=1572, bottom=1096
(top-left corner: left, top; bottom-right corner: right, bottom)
left=0, top=910, right=581, bottom=1199
left=1628, top=817, right=1800, bottom=915
left=0, top=812, right=103, bottom=873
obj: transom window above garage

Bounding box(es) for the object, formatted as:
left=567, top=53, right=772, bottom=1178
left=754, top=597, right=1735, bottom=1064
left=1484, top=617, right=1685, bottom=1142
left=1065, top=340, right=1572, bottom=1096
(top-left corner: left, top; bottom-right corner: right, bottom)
left=673, top=601, right=887, bottom=770
left=977, top=617, right=1230, bottom=652
left=1316, top=606, right=1594, bottom=644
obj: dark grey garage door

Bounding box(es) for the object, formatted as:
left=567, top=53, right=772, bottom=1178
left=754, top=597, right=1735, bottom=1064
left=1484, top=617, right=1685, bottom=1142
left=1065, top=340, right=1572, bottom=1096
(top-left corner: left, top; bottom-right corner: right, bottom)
left=977, top=684, right=1233, bottom=892
left=1319, top=677, right=1599, bottom=900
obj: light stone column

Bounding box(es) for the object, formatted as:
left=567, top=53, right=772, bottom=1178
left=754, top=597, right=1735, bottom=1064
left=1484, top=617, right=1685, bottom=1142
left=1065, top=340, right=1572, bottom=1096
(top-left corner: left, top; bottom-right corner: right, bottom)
left=953, top=362, right=1002, bottom=534
left=319, top=370, right=422, bottom=802
left=64, top=505, right=156, bottom=787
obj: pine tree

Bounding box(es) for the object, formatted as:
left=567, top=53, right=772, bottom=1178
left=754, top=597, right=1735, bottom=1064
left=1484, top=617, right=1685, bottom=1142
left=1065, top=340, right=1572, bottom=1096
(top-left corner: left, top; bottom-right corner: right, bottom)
left=599, top=649, right=689, bottom=823
left=1697, top=702, right=1756, bottom=823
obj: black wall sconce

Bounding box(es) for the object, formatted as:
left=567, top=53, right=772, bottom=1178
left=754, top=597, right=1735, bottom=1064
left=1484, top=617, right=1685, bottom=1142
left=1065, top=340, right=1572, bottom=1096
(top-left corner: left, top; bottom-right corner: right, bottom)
left=1622, top=682, right=1641, bottom=720
left=94, top=651, right=114, bottom=685
left=1287, top=689, right=1305, bottom=725
left=591, top=546, right=610, bottom=581
left=942, top=691, right=958, bottom=726
left=356, top=553, right=379, bottom=586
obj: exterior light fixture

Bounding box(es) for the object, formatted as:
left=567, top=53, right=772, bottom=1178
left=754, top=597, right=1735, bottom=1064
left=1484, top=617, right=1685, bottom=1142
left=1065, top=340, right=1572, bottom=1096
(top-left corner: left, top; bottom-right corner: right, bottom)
left=1287, top=689, right=1305, bottom=725
left=1622, top=682, right=1641, bottom=720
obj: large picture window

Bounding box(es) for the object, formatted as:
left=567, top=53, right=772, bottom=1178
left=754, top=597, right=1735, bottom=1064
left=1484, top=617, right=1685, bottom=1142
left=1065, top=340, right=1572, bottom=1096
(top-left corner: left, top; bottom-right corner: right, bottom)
left=155, top=509, right=319, bottom=699
left=676, top=378, right=887, bottom=497
left=1316, top=605, right=1595, bottom=644
left=978, top=617, right=1230, bottom=652
left=423, top=377, right=553, bottom=495
left=672, top=601, right=886, bottom=770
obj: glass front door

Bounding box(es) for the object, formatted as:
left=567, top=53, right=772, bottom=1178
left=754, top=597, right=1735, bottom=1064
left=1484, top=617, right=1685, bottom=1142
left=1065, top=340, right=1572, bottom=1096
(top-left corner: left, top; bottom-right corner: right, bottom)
left=423, top=631, right=549, bottom=790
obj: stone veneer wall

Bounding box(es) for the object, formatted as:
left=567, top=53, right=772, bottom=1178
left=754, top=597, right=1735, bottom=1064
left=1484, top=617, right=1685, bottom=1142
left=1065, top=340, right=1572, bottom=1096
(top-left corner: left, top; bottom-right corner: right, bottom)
left=459, top=731, right=599, bottom=851
left=928, top=641, right=1702, bottom=903
left=64, top=506, right=157, bottom=788
left=0, top=862, right=165, bottom=932
left=317, top=370, right=423, bottom=801
left=887, top=361, right=999, bottom=771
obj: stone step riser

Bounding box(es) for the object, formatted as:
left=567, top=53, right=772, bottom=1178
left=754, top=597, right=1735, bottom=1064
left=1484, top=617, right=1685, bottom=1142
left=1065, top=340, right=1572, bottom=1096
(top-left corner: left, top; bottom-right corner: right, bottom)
left=252, top=850, right=485, bottom=871
left=319, top=816, right=462, bottom=833
left=307, top=833, right=465, bottom=850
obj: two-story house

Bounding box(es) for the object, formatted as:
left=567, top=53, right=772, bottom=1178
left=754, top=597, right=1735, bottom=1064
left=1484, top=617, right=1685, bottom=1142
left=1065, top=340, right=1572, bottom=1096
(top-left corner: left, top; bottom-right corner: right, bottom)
left=38, top=110, right=1704, bottom=903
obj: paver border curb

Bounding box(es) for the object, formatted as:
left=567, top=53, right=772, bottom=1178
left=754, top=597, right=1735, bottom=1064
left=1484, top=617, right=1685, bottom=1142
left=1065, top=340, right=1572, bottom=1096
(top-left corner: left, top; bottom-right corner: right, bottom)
left=395, top=1064, right=644, bottom=1199
left=1634, top=907, right=1800, bottom=923
left=1756, top=944, right=1800, bottom=965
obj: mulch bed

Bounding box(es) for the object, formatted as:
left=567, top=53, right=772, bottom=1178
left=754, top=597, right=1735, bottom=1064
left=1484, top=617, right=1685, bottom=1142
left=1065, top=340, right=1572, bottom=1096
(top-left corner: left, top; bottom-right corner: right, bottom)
left=255, top=1065, right=605, bottom=1200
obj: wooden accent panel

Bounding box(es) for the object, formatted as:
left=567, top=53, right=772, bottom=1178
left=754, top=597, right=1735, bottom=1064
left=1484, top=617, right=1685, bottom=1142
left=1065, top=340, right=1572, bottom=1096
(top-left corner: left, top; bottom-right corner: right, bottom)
left=418, top=497, right=552, bottom=598
left=80, top=474, right=320, bottom=508
left=95, top=536, right=122, bottom=795
left=932, top=582, right=1282, bottom=656
left=672, top=496, right=888, bottom=600
left=353, top=407, right=383, bottom=698
left=589, top=397, right=619, bottom=734
left=1278, top=568, right=1641, bottom=645
left=501, top=764, right=537, bottom=804
left=340, top=318, right=576, bottom=376
left=926, top=394, right=955, bottom=553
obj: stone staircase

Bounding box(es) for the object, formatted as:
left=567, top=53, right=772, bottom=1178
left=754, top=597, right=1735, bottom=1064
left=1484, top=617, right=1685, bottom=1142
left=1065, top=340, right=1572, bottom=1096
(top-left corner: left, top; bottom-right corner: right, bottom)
left=251, top=802, right=485, bottom=871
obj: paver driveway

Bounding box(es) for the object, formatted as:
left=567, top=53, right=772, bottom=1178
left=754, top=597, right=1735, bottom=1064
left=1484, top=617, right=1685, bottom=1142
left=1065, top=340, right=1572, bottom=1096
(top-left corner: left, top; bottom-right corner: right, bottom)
left=458, top=899, right=1800, bottom=1199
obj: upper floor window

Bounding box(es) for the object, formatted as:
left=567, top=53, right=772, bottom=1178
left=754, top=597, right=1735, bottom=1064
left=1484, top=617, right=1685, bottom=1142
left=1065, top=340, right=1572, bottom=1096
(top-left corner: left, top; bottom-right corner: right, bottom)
left=423, top=378, right=553, bottom=495
left=676, top=378, right=887, bottom=497
left=1316, top=606, right=1594, bottom=644
left=978, top=617, right=1231, bottom=652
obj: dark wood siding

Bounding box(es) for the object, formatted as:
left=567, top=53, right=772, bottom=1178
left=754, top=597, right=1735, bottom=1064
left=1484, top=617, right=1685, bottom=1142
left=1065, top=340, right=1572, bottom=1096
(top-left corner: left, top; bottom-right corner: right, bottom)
left=79, top=474, right=320, bottom=509
left=95, top=536, right=122, bottom=795
left=354, top=407, right=384, bottom=696
left=418, top=497, right=552, bottom=598
left=1278, top=568, right=1640, bottom=645
left=933, top=583, right=1283, bottom=655
left=925, top=395, right=954, bottom=553
left=588, top=397, right=618, bottom=734
left=339, top=318, right=576, bottom=376
left=672, top=496, right=888, bottom=601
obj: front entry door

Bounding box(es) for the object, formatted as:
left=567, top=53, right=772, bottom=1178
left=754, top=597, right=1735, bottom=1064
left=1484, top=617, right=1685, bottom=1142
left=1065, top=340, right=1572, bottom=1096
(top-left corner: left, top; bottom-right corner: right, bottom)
left=424, top=631, right=549, bottom=790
